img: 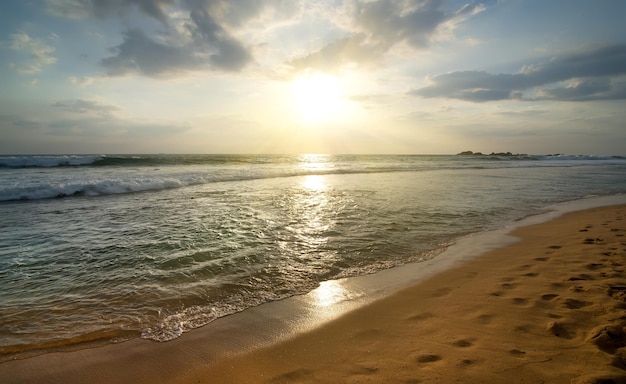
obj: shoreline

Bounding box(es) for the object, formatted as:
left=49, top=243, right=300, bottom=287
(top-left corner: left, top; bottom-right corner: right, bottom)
left=2, top=195, right=626, bottom=383
left=181, top=200, right=626, bottom=383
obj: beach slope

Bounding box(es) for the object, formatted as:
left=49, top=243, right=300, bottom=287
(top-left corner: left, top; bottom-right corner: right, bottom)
left=2, top=204, right=626, bottom=383
left=181, top=204, right=626, bottom=384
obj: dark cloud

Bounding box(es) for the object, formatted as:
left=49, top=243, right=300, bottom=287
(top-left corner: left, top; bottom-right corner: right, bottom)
left=101, top=29, right=199, bottom=76
left=411, top=44, right=626, bottom=102
left=286, top=0, right=483, bottom=74
left=188, top=8, right=252, bottom=70
left=48, top=0, right=274, bottom=76
left=95, top=1, right=261, bottom=76
left=538, top=78, right=626, bottom=101
left=46, top=0, right=174, bottom=23
left=100, top=22, right=251, bottom=76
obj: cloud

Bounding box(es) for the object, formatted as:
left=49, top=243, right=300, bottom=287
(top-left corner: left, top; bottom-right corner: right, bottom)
left=411, top=44, right=626, bottom=102
left=352, top=0, right=445, bottom=48
left=98, top=2, right=263, bottom=76
left=45, top=0, right=174, bottom=23
left=51, top=99, right=120, bottom=117
left=100, top=19, right=252, bottom=77
left=101, top=29, right=197, bottom=76
left=287, top=34, right=383, bottom=73
left=286, top=0, right=485, bottom=74
left=188, top=8, right=252, bottom=70
left=68, top=76, right=96, bottom=86
left=47, top=0, right=278, bottom=76
left=9, top=33, right=57, bottom=74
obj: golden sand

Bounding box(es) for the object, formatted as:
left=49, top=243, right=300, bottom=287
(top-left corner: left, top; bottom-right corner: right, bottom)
left=2, top=204, right=626, bottom=383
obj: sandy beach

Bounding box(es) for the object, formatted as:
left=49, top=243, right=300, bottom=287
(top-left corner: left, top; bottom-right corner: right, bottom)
left=3, top=203, right=626, bottom=383
left=181, top=204, right=626, bottom=384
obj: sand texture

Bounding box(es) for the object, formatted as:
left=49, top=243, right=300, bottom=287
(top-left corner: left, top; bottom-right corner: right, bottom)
left=179, top=205, right=626, bottom=384
left=2, top=205, right=626, bottom=384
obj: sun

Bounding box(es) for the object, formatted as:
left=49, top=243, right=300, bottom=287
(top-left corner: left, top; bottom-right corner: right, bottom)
left=290, top=73, right=343, bottom=124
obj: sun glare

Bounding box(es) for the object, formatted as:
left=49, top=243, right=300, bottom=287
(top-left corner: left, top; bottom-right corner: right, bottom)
left=291, top=73, right=344, bottom=124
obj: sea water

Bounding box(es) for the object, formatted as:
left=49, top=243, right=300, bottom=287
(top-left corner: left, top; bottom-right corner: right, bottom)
left=1, top=154, right=625, bottom=357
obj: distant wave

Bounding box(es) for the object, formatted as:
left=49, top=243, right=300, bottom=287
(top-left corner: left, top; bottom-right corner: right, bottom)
left=1, top=154, right=624, bottom=169
left=2, top=154, right=625, bottom=202
left=0, top=155, right=104, bottom=168
left=0, top=154, right=282, bottom=168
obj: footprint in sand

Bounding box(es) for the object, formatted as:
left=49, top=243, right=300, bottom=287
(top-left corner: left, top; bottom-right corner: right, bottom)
left=459, top=359, right=476, bottom=367
left=451, top=339, right=473, bottom=348
left=501, top=283, right=517, bottom=290
left=416, top=354, right=442, bottom=363
left=608, top=286, right=626, bottom=302
left=564, top=298, right=592, bottom=309
left=588, top=324, right=626, bottom=353
left=269, top=369, right=315, bottom=383
left=431, top=287, right=453, bottom=297
left=523, top=272, right=539, bottom=277
left=547, top=321, right=573, bottom=339
left=548, top=245, right=563, bottom=249
left=541, top=293, right=559, bottom=301
left=568, top=274, right=595, bottom=281
left=512, top=297, right=529, bottom=305
left=509, top=349, right=527, bottom=357
left=350, top=365, right=379, bottom=375
left=475, top=313, right=495, bottom=324
left=407, top=312, right=434, bottom=322
left=535, top=257, right=550, bottom=262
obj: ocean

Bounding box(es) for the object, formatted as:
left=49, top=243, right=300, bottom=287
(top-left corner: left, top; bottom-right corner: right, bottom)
left=1, top=153, right=626, bottom=359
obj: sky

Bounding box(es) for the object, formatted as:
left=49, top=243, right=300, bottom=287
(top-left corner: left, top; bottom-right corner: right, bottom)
left=1, top=0, right=625, bottom=155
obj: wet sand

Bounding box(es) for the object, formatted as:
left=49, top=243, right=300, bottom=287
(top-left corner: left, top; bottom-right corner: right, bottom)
left=2, top=204, right=626, bottom=383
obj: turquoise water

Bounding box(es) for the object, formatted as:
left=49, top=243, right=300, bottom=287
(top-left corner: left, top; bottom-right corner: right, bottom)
left=1, top=154, right=625, bottom=357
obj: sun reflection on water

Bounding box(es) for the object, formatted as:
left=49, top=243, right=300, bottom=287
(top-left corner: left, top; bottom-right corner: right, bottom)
left=313, top=280, right=349, bottom=307
left=301, top=175, right=326, bottom=191
left=298, top=154, right=334, bottom=172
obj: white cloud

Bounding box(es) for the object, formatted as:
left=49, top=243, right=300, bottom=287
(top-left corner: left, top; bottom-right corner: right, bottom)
left=68, top=76, right=96, bottom=86
left=9, top=33, right=57, bottom=74
left=285, top=0, right=485, bottom=75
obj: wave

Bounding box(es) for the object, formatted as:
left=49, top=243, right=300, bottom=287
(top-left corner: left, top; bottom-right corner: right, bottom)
left=2, top=154, right=625, bottom=202
left=1, top=153, right=624, bottom=168
left=0, top=154, right=284, bottom=168
left=0, top=155, right=105, bottom=168
left=0, top=177, right=202, bottom=202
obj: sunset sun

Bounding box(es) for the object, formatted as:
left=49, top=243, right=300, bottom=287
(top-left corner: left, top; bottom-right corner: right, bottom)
left=291, top=73, right=343, bottom=124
